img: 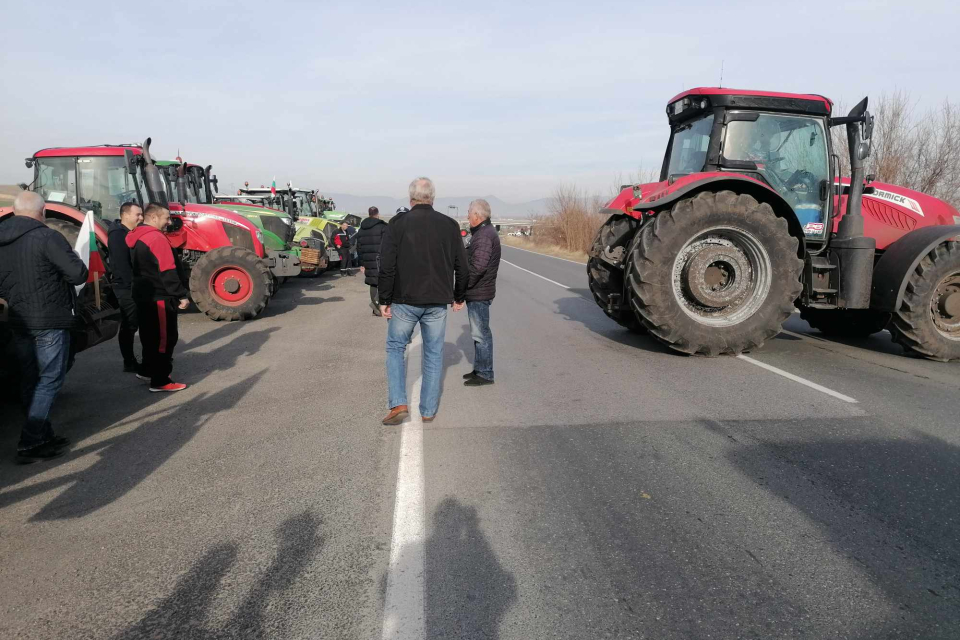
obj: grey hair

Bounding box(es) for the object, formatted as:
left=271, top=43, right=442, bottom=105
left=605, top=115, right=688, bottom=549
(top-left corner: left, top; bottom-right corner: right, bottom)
left=13, top=191, right=45, bottom=219
left=468, top=198, right=491, bottom=220
left=408, top=177, right=435, bottom=206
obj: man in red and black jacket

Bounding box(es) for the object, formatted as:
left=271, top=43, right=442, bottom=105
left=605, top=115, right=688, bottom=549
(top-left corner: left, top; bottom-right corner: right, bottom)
left=126, top=204, right=190, bottom=392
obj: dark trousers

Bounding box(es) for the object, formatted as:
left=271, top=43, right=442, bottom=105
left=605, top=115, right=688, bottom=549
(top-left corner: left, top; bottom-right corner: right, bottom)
left=138, top=298, right=179, bottom=387
left=369, top=286, right=378, bottom=306
left=338, top=248, right=351, bottom=272
left=467, top=300, right=494, bottom=381
left=11, top=329, right=70, bottom=450
left=115, top=287, right=139, bottom=365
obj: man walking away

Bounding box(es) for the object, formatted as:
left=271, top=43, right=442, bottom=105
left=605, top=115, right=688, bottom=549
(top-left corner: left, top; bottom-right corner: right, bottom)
left=126, top=204, right=190, bottom=392
left=378, top=177, right=468, bottom=425
left=334, top=222, right=352, bottom=276
left=356, top=206, right=388, bottom=316
left=463, top=198, right=500, bottom=386
left=108, top=201, right=144, bottom=373
left=0, top=192, right=88, bottom=463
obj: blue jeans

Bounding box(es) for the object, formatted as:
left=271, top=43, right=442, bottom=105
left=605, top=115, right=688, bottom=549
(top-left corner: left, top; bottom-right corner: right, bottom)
left=386, top=304, right=448, bottom=417
left=467, top=301, right=494, bottom=381
left=11, top=329, right=70, bottom=451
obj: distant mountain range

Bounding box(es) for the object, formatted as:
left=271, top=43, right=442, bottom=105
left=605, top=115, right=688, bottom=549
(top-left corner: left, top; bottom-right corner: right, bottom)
left=321, top=193, right=549, bottom=220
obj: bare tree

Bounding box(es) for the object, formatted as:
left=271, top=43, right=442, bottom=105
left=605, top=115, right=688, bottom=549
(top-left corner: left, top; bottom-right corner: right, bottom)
left=533, top=184, right=606, bottom=254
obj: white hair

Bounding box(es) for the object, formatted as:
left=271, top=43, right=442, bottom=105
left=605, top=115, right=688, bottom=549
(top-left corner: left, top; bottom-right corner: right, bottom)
left=408, top=177, right=435, bottom=206
left=13, top=191, right=45, bottom=219
left=468, top=198, right=491, bottom=220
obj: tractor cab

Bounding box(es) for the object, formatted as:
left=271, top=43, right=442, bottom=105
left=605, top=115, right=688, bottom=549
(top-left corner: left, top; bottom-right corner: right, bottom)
left=663, top=89, right=834, bottom=240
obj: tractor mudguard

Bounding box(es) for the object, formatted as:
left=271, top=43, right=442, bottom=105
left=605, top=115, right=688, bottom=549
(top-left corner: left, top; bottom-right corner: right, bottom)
left=871, top=225, right=960, bottom=312
left=634, top=175, right=807, bottom=257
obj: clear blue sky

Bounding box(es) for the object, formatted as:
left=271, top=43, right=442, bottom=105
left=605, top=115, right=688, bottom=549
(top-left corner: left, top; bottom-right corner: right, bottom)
left=1, top=0, right=957, bottom=201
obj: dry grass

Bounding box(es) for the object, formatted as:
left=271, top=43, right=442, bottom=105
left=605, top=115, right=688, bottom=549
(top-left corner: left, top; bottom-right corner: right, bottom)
left=501, top=235, right=588, bottom=263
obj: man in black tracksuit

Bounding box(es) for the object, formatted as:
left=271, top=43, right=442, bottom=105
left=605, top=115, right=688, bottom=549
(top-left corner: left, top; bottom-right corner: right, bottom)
left=125, top=204, right=190, bottom=392
left=356, top=206, right=388, bottom=315
left=334, top=222, right=352, bottom=275
left=107, top=202, right=143, bottom=372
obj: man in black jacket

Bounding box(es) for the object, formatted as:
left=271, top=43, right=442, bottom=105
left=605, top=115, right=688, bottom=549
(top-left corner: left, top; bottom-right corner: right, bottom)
left=462, top=199, right=501, bottom=386
left=0, top=191, right=88, bottom=463
left=378, top=177, right=468, bottom=425
left=334, top=222, right=352, bottom=276
left=126, top=204, right=190, bottom=392
left=356, top=206, right=388, bottom=316
left=107, top=201, right=143, bottom=372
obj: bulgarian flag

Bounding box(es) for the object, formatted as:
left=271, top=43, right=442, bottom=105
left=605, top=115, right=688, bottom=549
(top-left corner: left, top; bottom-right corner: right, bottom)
left=270, top=177, right=277, bottom=195
left=74, top=210, right=106, bottom=295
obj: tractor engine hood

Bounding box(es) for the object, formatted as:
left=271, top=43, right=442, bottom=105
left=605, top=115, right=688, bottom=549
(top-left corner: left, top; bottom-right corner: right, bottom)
left=835, top=178, right=960, bottom=228
left=167, top=202, right=266, bottom=256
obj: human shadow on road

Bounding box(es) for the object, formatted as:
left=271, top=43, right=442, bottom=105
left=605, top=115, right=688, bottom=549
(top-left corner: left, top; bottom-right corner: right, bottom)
left=112, top=509, right=323, bottom=639
left=554, top=292, right=674, bottom=355
left=425, top=497, right=517, bottom=639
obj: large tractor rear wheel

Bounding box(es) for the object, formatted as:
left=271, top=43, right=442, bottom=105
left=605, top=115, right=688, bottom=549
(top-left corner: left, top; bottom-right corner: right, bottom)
left=889, top=241, right=960, bottom=362
left=628, top=190, right=802, bottom=356
left=189, top=246, right=272, bottom=321
left=798, top=307, right=891, bottom=338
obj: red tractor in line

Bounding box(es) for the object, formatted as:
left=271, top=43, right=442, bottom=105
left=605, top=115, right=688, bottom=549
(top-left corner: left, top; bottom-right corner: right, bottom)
left=588, top=88, right=960, bottom=362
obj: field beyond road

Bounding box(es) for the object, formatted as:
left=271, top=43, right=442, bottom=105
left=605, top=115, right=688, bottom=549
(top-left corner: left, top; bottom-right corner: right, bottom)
left=3, top=247, right=960, bottom=639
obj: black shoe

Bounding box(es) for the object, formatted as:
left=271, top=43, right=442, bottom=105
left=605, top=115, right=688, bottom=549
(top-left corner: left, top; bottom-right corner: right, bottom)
left=49, top=435, right=71, bottom=448
left=462, top=370, right=477, bottom=380
left=123, top=360, right=142, bottom=373
left=464, top=375, right=494, bottom=387
left=16, top=442, right=65, bottom=464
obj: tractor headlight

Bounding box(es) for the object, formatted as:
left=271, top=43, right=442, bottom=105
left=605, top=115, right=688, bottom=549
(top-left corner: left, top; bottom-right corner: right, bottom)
left=256, top=230, right=264, bottom=244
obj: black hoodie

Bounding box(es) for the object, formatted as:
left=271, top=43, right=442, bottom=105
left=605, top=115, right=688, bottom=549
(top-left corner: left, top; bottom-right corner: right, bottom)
left=0, top=213, right=89, bottom=330
left=356, top=216, right=388, bottom=286
left=107, top=219, right=135, bottom=290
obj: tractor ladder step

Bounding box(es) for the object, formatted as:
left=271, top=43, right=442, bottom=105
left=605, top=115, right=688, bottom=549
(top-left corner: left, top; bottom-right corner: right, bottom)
left=812, top=287, right=838, bottom=294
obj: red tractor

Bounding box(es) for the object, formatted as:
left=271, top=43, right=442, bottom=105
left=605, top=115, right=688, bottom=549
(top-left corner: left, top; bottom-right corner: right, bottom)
left=588, top=88, right=960, bottom=361
left=21, top=139, right=294, bottom=322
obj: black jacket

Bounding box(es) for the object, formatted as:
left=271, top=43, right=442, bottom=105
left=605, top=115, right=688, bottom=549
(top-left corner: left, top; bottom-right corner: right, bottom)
left=107, top=220, right=135, bottom=290
left=465, top=219, right=501, bottom=302
left=126, top=224, right=188, bottom=302
left=0, top=213, right=89, bottom=330
left=356, top=216, right=388, bottom=286
left=378, top=205, right=468, bottom=306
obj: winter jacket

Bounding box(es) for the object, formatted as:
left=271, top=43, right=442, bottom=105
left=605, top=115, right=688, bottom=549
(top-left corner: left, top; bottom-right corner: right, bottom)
left=356, top=216, right=388, bottom=286
left=0, top=213, right=89, bottom=330
left=378, top=205, right=468, bottom=306
left=125, top=224, right=188, bottom=303
left=465, top=218, right=501, bottom=302
left=107, top=220, right=135, bottom=290
left=333, top=229, right=350, bottom=249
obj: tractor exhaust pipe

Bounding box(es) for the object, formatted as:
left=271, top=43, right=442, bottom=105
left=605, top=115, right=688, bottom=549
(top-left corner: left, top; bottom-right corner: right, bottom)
left=829, top=98, right=876, bottom=308
left=140, top=138, right=168, bottom=208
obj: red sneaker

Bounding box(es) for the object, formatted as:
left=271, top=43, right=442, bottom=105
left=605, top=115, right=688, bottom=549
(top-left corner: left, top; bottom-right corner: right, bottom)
left=149, top=382, right=188, bottom=393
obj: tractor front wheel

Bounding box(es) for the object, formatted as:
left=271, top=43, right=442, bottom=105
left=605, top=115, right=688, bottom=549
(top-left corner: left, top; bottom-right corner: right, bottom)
left=889, top=241, right=960, bottom=362
left=587, top=232, right=646, bottom=334
left=189, top=247, right=272, bottom=321
left=628, top=190, right=803, bottom=356
left=798, top=307, right=891, bottom=338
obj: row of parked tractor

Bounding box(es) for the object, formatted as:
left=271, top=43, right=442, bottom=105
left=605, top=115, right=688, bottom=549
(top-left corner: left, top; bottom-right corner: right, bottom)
left=1, top=137, right=359, bottom=357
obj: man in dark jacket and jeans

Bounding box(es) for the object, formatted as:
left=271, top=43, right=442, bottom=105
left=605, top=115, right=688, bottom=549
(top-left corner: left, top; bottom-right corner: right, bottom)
left=126, top=204, right=190, bottom=392
left=0, top=192, right=88, bottom=463
left=462, top=199, right=501, bottom=386
left=379, top=177, right=468, bottom=425
left=356, top=206, right=388, bottom=316
left=107, top=201, right=143, bottom=372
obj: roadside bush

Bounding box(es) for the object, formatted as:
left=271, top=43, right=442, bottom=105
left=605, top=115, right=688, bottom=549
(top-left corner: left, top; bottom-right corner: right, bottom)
left=531, top=185, right=606, bottom=254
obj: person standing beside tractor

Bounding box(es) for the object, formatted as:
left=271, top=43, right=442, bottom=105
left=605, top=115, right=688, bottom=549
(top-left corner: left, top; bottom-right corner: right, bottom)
left=108, top=202, right=144, bottom=374
left=463, top=198, right=500, bottom=386
left=378, top=177, right=468, bottom=425
left=126, top=204, right=190, bottom=393
left=0, top=192, right=88, bottom=463
left=356, top=206, right=388, bottom=316
left=334, top=222, right=352, bottom=276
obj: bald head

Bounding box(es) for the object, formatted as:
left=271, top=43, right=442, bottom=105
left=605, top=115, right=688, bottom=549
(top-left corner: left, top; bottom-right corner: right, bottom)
left=13, top=191, right=45, bottom=221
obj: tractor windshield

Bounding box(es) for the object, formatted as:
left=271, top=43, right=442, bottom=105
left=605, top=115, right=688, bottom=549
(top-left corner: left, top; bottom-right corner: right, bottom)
left=36, top=155, right=145, bottom=221
left=666, top=114, right=714, bottom=178
left=722, top=113, right=829, bottom=236
left=295, top=193, right=316, bottom=217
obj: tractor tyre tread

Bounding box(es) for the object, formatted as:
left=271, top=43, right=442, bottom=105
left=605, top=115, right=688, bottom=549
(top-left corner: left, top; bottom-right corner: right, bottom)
left=189, top=246, right=272, bottom=322
left=587, top=232, right=647, bottom=334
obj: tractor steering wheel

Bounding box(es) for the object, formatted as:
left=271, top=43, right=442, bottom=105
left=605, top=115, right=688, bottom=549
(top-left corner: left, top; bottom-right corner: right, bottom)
left=784, top=169, right=818, bottom=194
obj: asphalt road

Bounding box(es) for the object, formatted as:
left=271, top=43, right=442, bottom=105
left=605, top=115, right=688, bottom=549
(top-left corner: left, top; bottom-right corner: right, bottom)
left=3, top=245, right=960, bottom=639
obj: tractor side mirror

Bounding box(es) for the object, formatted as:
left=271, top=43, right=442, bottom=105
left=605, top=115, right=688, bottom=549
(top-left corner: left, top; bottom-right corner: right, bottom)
left=124, top=149, right=137, bottom=176
left=858, top=111, right=874, bottom=161
left=24, top=158, right=34, bottom=169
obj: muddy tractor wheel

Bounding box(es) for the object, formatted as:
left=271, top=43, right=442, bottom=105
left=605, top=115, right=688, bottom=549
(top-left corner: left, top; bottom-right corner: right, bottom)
left=889, top=241, right=960, bottom=362
left=587, top=221, right=646, bottom=334
left=45, top=218, right=81, bottom=245
left=189, top=247, right=272, bottom=321
left=628, top=190, right=803, bottom=356
left=799, top=307, right=890, bottom=338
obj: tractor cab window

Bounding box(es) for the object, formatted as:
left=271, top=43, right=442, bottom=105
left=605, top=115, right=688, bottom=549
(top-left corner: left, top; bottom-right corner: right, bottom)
left=296, top=194, right=316, bottom=217
left=35, top=157, right=78, bottom=206
left=666, top=114, right=714, bottom=178
left=722, top=113, right=829, bottom=237
left=74, top=156, right=145, bottom=221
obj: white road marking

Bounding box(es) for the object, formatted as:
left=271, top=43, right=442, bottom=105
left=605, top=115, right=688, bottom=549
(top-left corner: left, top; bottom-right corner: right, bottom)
left=501, top=259, right=572, bottom=290
left=502, top=243, right=587, bottom=265
left=382, top=335, right=426, bottom=640
left=737, top=355, right=859, bottom=404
